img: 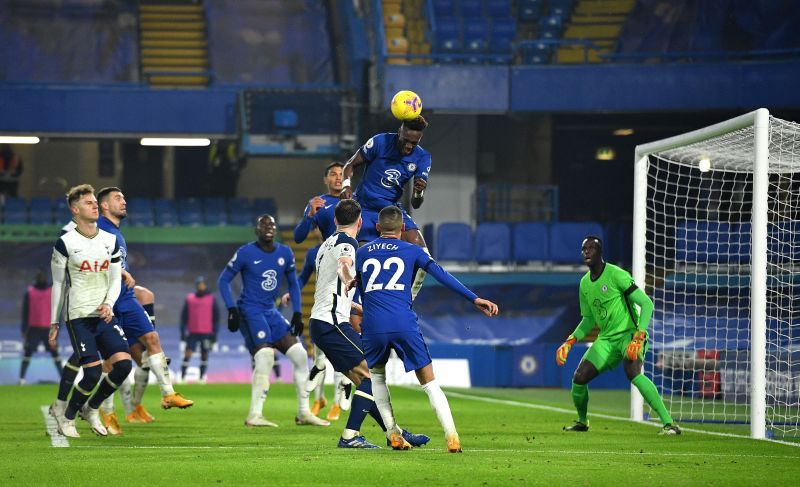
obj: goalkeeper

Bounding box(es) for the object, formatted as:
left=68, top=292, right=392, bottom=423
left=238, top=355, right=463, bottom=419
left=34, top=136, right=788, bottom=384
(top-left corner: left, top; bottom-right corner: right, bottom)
left=556, top=235, right=681, bottom=435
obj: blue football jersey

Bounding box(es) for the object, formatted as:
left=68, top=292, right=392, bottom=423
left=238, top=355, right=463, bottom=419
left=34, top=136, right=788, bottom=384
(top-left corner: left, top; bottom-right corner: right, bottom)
left=307, top=194, right=339, bottom=240
left=355, top=238, right=432, bottom=334
left=354, top=133, right=431, bottom=210
left=219, top=242, right=297, bottom=309
left=96, top=215, right=136, bottom=306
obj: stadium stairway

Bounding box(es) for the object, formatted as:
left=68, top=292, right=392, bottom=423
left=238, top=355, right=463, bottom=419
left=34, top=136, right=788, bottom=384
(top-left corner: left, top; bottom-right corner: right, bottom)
left=280, top=229, right=321, bottom=320
left=557, top=0, right=635, bottom=63
left=139, top=2, right=210, bottom=87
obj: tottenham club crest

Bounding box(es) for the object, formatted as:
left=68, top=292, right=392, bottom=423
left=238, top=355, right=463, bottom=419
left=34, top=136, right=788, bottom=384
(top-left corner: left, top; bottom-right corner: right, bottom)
left=601, top=284, right=608, bottom=293
left=261, top=269, right=278, bottom=291
left=407, top=162, right=417, bottom=172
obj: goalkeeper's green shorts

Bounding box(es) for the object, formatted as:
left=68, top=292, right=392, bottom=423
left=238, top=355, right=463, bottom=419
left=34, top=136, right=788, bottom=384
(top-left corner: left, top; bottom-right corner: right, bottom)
left=581, top=330, right=649, bottom=373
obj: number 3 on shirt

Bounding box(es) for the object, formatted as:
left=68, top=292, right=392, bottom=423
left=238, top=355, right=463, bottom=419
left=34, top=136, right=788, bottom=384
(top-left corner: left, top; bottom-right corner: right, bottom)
left=362, top=257, right=406, bottom=292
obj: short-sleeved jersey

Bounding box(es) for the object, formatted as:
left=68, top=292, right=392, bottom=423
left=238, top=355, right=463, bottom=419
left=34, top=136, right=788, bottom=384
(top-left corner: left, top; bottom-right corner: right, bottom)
left=579, top=263, right=639, bottom=339
left=97, top=216, right=136, bottom=306
left=223, top=242, right=296, bottom=309
left=51, top=227, right=120, bottom=321
left=303, top=194, right=340, bottom=240
left=355, top=238, right=433, bottom=334
left=355, top=133, right=431, bottom=210
left=310, top=232, right=358, bottom=325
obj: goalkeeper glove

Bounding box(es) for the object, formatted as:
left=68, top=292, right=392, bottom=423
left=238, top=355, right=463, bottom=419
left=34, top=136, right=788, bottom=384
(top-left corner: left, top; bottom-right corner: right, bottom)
left=227, top=307, right=240, bottom=332
left=626, top=330, right=647, bottom=361
left=290, top=312, right=304, bottom=336
left=556, top=335, right=577, bottom=366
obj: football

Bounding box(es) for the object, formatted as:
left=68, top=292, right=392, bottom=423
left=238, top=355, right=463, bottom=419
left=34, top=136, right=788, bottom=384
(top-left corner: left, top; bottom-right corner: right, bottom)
left=390, top=90, right=422, bottom=121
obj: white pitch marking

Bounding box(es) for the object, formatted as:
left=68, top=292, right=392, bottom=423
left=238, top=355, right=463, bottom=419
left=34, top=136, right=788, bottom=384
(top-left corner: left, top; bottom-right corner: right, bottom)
left=41, top=405, right=69, bottom=448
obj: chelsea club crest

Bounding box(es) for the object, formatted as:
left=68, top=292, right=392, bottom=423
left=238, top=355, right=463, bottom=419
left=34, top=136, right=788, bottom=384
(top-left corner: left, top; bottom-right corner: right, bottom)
left=407, top=162, right=417, bottom=172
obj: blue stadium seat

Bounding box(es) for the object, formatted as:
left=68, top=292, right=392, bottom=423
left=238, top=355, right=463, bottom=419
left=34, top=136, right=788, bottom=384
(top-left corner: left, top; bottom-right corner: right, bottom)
left=126, top=197, right=154, bottom=227
left=54, top=198, right=71, bottom=224
left=460, top=0, right=483, bottom=18
left=549, top=0, right=575, bottom=17
left=178, top=198, right=203, bottom=226
left=3, top=197, right=27, bottom=224
left=675, top=221, right=731, bottom=263
left=513, top=222, right=549, bottom=262
left=463, top=18, right=489, bottom=61
left=252, top=198, right=278, bottom=219
left=203, top=198, right=227, bottom=226
left=29, top=197, right=53, bottom=224
left=519, top=0, right=543, bottom=22
left=436, top=223, right=473, bottom=262
left=227, top=198, right=252, bottom=225
left=435, top=17, right=462, bottom=54
left=273, top=110, right=299, bottom=136
left=475, top=222, right=511, bottom=263
left=520, top=41, right=551, bottom=64
left=486, top=0, right=511, bottom=18
left=432, top=0, right=455, bottom=18
left=539, top=15, right=563, bottom=38
left=489, top=17, right=516, bottom=53
left=154, top=199, right=177, bottom=227
left=549, top=222, right=604, bottom=264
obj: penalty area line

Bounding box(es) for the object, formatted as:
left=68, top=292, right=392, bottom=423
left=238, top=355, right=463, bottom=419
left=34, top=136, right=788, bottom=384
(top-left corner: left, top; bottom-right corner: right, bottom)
left=41, top=405, right=69, bottom=448
left=443, top=390, right=800, bottom=448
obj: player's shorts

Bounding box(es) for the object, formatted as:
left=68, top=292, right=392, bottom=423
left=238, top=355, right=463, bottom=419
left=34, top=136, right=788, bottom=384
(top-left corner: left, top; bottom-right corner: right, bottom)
left=582, top=330, right=649, bottom=373
left=362, top=329, right=432, bottom=372
left=65, top=317, right=130, bottom=365
left=115, top=298, right=155, bottom=346
left=309, top=318, right=364, bottom=372
left=239, top=305, right=291, bottom=352
left=23, top=327, right=51, bottom=352
left=357, top=205, right=418, bottom=242
left=186, top=333, right=215, bottom=353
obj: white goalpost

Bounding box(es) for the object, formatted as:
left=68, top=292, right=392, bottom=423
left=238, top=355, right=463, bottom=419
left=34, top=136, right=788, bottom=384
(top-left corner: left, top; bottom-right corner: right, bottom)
left=632, top=108, right=800, bottom=439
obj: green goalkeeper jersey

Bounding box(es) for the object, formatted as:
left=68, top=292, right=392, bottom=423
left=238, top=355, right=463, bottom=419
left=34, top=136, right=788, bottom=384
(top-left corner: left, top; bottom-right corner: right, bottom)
left=577, top=263, right=640, bottom=340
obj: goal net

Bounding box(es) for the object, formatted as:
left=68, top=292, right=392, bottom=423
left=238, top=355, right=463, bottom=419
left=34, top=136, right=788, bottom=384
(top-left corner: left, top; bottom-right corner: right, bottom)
left=633, top=109, right=800, bottom=439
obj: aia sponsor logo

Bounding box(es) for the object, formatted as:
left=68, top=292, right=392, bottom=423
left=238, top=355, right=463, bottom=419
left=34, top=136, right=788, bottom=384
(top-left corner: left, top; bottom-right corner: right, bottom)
left=79, top=260, right=109, bottom=272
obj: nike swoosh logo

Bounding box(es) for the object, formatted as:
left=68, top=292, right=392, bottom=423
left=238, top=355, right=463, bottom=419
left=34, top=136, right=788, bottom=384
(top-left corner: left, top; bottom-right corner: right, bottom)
left=324, top=205, right=333, bottom=209
left=254, top=260, right=262, bottom=264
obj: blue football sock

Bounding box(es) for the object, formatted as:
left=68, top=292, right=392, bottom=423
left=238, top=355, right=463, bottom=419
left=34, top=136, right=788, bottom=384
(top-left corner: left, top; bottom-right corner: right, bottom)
left=57, top=353, right=80, bottom=401
left=345, top=378, right=376, bottom=433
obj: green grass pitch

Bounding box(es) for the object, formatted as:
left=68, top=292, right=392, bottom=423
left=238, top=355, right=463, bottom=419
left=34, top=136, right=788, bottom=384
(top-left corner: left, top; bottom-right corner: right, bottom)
left=1, top=384, right=798, bottom=485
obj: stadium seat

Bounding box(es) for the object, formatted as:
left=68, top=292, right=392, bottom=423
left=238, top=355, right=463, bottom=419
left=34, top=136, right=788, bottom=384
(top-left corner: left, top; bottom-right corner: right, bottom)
left=436, top=222, right=473, bottom=262
left=28, top=197, right=53, bottom=224
left=539, top=15, right=563, bottom=37
left=273, top=110, right=299, bottom=136
left=518, top=0, right=543, bottom=22
left=460, top=0, right=483, bottom=18
left=154, top=199, right=178, bottom=227
left=486, top=0, right=511, bottom=18
left=549, top=0, right=575, bottom=17
left=252, top=198, right=278, bottom=219
left=178, top=198, right=203, bottom=226
left=549, top=222, right=604, bottom=264
left=382, top=0, right=401, bottom=15
left=520, top=41, right=551, bottom=64
left=126, top=197, right=154, bottom=227
left=475, top=222, right=511, bottom=263
left=513, top=222, right=549, bottom=262
left=489, top=18, right=516, bottom=54
left=203, top=197, right=227, bottom=226
left=463, top=18, right=489, bottom=60
left=435, top=17, right=462, bottom=54
left=3, top=197, right=27, bottom=224
left=54, top=198, right=71, bottom=224
left=675, top=221, right=731, bottom=263
left=432, top=0, right=455, bottom=18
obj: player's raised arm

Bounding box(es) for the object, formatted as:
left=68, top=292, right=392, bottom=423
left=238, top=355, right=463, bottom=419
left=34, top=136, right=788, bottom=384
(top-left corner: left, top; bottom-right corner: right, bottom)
left=341, top=148, right=368, bottom=199
left=411, top=153, right=431, bottom=209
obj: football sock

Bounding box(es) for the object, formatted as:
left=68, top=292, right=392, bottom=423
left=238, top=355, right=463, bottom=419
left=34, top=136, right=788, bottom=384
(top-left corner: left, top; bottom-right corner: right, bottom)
left=132, top=366, right=149, bottom=406
left=65, top=364, right=102, bottom=420
left=421, top=379, right=457, bottom=438
left=250, top=347, right=274, bottom=417
left=344, top=378, right=375, bottom=435
left=200, top=360, right=208, bottom=380
left=410, top=247, right=431, bottom=301
left=632, top=374, right=674, bottom=425
left=180, top=359, right=189, bottom=380
left=571, top=382, right=589, bottom=423
left=119, top=372, right=134, bottom=415
left=333, top=372, right=343, bottom=405
left=147, top=351, right=175, bottom=396
left=370, top=368, right=401, bottom=435
left=286, top=343, right=311, bottom=415
left=89, top=359, right=132, bottom=409
left=19, top=353, right=31, bottom=380
left=143, top=303, right=155, bottom=326
left=57, top=354, right=81, bottom=401
left=50, top=349, right=63, bottom=376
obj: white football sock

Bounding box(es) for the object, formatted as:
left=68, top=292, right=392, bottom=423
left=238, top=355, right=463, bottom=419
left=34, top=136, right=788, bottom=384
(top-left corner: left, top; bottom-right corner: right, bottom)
left=342, top=428, right=359, bottom=440
left=119, top=370, right=134, bottom=415
left=332, top=371, right=344, bottom=405
left=313, top=347, right=326, bottom=401
left=313, top=347, right=327, bottom=369
left=422, top=379, right=458, bottom=438
left=410, top=247, right=430, bottom=301
left=370, top=368, right=401, bottom=437
left=250, top=347, right=274, bottom=417
left=132, top=366, right=149, bottom=406
left=286, top=343, right=311, bottom=415
left=147, top=351, right=175, bottom=396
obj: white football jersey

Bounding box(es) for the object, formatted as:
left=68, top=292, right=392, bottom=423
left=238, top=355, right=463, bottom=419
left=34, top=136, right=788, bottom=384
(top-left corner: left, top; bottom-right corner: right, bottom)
left=310, top=232, right=358, bottom=325
left=50, top=226, right=122, bottom=322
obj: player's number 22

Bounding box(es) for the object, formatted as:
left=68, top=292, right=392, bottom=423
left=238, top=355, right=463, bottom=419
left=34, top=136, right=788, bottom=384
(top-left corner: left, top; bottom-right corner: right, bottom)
left=362, top=257, right=406, bottom=292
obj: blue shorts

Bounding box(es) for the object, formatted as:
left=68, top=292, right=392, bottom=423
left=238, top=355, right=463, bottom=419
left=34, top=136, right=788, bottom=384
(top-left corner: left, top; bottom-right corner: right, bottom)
left=24, top=327, right=50, bottom=352
left=115, top=299, right=155, bottom=346
left=239, top=306, right=291, bottom=353
left=186, top=333, right=215, bottom=352
left=65, top=317, right=130, bottom=365
left=357, top=205, right=418, bottom=242
left=309, top=318, right=364, bottom=373
left=362, top=330, right=432, bottom=372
